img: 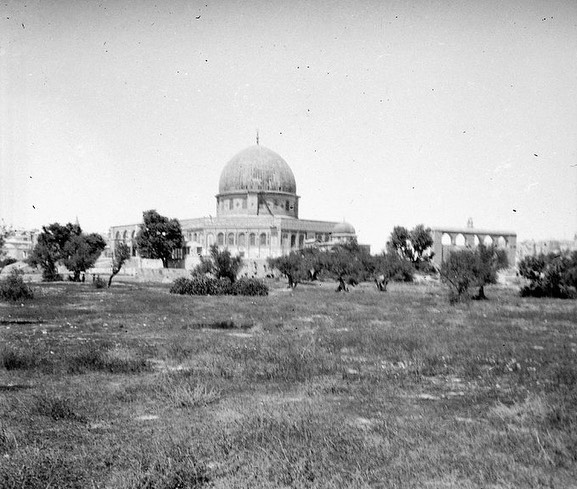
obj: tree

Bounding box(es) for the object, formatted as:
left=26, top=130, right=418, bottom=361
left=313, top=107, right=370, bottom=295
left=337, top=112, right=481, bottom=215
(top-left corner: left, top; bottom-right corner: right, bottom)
left=193, top=244, right=242, bottom=283
left=439, top=249, right=478, bottom=301
left=518, top=252, right=577, bottom=298
left=28, top=223, right=80, bottom=281
left=108, top=242, right=131, bottom=288
left=323, top=243, right=366, bottom=292
left=268, top=251, right=309, bottom=289
left=388, top=226, right=412, bottom=261
left=410, top=224, right=434, bottom=267
left=388, top=224, right=434, bottom=267
left=62, top=233, right=106, bottom=282
left=373, top=252, right=414, bottom=291
left=473, top=244, right=509, bottom=299
left=439, top=244, right=509, bottom=301
left=28, top=223, right=105, bottom=282
left=135, top=210, right=184, bottom=268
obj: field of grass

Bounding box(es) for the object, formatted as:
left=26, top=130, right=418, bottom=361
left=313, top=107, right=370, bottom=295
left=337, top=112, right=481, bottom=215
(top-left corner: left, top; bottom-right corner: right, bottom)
left=0, top=279, right=576, bottom=488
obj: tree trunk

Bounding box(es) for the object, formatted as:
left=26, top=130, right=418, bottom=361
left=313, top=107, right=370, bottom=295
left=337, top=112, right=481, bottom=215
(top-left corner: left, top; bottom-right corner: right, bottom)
left=107, top=272, right=115, bottom=288
left=336, top=277, right=348, bottom=292
left=108, top=266, right=120, bottom=288
left=476, top=284, right=487, bottom=300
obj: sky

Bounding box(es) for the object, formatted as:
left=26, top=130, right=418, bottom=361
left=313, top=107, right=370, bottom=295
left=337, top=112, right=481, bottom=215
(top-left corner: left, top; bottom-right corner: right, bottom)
left=1, top=0, right=576, bottom=253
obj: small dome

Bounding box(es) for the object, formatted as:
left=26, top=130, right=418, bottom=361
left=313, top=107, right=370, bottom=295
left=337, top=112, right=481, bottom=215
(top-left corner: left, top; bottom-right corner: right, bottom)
left=333, top=221, right=355, bottom=235
left=218, top=145, right=297, bottom=194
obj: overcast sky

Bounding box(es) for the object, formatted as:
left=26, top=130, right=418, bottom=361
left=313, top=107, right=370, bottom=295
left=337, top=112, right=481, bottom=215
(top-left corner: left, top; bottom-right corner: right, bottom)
left=1, top=0, right=576, bottom=252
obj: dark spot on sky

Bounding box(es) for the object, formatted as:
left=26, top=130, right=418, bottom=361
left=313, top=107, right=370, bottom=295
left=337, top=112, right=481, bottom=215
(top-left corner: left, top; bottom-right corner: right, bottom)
left=21, top=23, right=24, bottom=28
left=534, top=154, right=538, bottom=157
left=196, top=15, right=201, bottom=19
left=513, top=209, right=517, bottom=212
left=32, top=205, right=35, bottom=209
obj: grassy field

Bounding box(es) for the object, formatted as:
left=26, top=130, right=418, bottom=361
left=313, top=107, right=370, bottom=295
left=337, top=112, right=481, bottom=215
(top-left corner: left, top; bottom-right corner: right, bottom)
left=0, top=279, right=576, bottom=488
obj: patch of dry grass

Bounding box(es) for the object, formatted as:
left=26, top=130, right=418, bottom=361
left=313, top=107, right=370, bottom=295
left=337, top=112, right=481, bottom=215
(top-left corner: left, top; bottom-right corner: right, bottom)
left=0, top=280, right=576, bottom=487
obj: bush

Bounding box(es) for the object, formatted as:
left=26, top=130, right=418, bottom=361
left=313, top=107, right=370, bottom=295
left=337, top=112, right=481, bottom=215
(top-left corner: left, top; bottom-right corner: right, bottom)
left=231, top=277, right=269, bottom=296
left=170, top=276, right=268, bottom=296
left=93, top=276, right=106, bottom=289
left=519, top=252, right=577, bottom=299
left=42, top=270, right=63, bottom=282
left=0, top=270, right=34, bottom=301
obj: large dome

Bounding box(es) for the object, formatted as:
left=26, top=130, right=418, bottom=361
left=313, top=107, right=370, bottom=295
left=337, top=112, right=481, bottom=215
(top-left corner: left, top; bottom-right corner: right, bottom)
left=218, top=145, right=297, bottom=194
left=333, top=221, right=356, bottom=235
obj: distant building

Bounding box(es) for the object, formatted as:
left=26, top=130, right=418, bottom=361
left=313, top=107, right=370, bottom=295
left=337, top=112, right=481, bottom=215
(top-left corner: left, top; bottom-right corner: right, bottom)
left=109, top=143, right=366, bottom=275
left=1, top=228, right=38, bottom=261
left=517, top=237, right=577, bottom=261
left=430, top=222, right=517, bottom=267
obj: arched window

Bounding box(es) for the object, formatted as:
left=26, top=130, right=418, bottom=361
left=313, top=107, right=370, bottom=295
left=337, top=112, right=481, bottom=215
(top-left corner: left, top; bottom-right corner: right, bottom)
left=290, top=234, right=296, bottom=248
left=207, top=233, right=215, bottom=247
left=497, top=236, right=507, bottom=248
left=441, top=233, right=451, bottom=245
left=131, top=230, right=136, bottom=239
left=483, top=235, right=493, bottom=246
left=227, top=233, right=235, bottom=246
left=259, top=233, right=267, bottom=246
left=285, top=200, right=290, bottom=211
left=299, top=234, right=305, bottom=247
left=193, top=233, right=198, bottom=242
left=473, top=235, right=480, bottom=246
left=238, top=233, right=246, bottom=247
left=249, top=233, right=256, bottom=246
left=115, top=231, right=120, bottom=241
left=217, top=233, right=224, bottom=246
left=122, top=230, right=128, bottom=241
left=455, top=234, right=466, bottom=246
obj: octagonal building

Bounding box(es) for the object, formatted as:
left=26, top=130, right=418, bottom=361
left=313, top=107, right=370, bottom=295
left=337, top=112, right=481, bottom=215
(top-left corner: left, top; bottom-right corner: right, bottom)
left=109, top=143, right=359, bottom=275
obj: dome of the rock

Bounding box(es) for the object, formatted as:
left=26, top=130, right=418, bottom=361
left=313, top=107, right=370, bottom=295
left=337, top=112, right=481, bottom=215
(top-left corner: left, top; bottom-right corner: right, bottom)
left=218, top=145, right=297, bottom=195
left=333, top=221, right=356, bottom=235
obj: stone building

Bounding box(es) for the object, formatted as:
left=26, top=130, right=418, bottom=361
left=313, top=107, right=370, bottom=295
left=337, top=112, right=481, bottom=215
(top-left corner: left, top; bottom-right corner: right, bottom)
left=1, top=228, right=38, bottom=261
left=109, top=144, right=359, bottom=275
left=430, top=221, right=517, bottom=267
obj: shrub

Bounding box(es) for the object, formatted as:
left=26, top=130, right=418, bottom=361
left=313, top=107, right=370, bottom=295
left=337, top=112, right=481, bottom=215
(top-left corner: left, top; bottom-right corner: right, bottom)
left=519, top=252, right=577, bottom=299
left=231, top=277, right=269, bottom=296
left=93, top=276, right=106, bottom=289
left=170, top=275, right=267, bottom=296
left=0, top=270, right=34, bottom=301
